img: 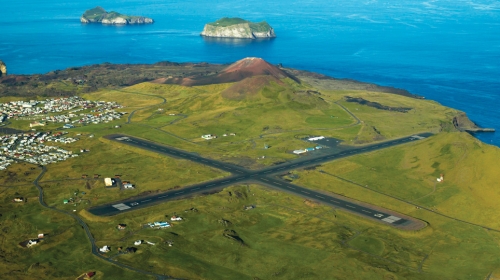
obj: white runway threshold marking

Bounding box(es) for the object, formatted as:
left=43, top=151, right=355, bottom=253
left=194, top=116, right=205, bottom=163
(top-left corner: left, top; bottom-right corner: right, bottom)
left=112, top=203, right=131, bottom=211
left=382, top=215, right=402, bottom=223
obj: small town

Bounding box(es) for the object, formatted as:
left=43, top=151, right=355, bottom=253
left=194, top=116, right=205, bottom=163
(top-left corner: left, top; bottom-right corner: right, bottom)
left=0, top=96, right=124, bottom=128
left=0, top=96, right=126, bottom=169
left=0, top=131, right=79, bottom=169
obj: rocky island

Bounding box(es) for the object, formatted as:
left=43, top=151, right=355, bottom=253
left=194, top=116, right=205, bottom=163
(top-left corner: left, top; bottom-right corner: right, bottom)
left=0, top=60, right=6, bottom=76
left=201, top=17, right=276, bottom=39
left=80, top=6, right=154, bottom=25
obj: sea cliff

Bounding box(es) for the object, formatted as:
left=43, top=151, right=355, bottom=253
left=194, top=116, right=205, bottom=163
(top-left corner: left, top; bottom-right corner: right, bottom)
left=201, top=17, right=276, bottom=39
left=80, top=6, right=153, bottom=25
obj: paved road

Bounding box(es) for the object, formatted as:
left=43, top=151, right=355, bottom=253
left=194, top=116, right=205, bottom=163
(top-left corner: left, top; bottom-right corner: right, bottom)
left=32, top=166, right=170, bottom=279
left=89, top=133, right=433, bottom=228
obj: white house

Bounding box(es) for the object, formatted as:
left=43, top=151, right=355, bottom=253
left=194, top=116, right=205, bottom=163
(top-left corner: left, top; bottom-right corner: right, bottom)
left=27, top=239, right=38, bottom=247
left=99, top=245, right=110, bottom=253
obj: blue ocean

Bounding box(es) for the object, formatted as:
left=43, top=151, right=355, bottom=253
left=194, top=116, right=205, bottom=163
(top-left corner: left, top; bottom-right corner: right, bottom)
left=1, top=0, right=499, bottom=146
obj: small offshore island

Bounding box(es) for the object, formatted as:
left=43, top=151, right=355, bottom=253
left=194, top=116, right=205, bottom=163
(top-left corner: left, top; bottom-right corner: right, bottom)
left=80, top=6, right=154, bottom=25
left=201, top=17, right=276, bottom=39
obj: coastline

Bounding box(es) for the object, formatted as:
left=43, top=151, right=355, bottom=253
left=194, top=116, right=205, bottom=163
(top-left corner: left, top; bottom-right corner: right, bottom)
left=0, top=60, right=495, bottom=136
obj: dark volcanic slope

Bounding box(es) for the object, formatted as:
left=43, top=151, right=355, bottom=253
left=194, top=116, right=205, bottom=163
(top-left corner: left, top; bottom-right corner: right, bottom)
left=0, top=62, right=225, bottom=97
left=153, top=57, right=299, bottom=86
left=1, top=58, right=424, bottom=99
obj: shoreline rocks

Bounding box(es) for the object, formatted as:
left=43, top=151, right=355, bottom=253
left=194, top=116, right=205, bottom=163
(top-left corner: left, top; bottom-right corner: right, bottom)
left=453, top=112, right=495, bottom=133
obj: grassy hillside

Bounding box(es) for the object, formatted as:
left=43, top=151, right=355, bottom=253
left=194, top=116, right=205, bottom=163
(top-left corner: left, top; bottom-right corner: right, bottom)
left=79, top=184, right=500, bottom=279
left=208, top=17, right=249, bottom=27
left=207, top=17, right=272, bottom=32
left=76, top=77, right=461, bottom=168
left=0, top=184, right=152, bottom=280
left=1, top=65, right=498, bottom=279
left=295, top=132, right=500, bottom=229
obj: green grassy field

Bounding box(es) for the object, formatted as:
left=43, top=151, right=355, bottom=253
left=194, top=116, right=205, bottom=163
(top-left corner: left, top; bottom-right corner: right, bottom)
left=2, top=73, right=499, bottom=279
left=52, top=79, right=460, bottom=168
left=294, top=131, right=500, bottom=229
left=0, top=183, right=152, bottom=280
left=78, top=184, right=500, bottom=279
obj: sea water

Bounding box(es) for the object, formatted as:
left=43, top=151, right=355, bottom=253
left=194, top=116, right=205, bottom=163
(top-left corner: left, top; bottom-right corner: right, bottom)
left=1, top=0, right=499, bottom=146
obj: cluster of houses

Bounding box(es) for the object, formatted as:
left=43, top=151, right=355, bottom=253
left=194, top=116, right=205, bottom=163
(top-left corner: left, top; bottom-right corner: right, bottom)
left=0, top=131, right=79, bottom=169
left=42, top=111, right=125, bottom=127
left=0, top=96, right=124, bottom=128
left=0, top=156, right=14, bottom=170
left=201, top=133, right=236, bottom=140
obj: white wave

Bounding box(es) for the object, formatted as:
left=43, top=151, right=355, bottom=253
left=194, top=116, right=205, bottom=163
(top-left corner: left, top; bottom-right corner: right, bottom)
left=399, top=22, right=419, bottom=28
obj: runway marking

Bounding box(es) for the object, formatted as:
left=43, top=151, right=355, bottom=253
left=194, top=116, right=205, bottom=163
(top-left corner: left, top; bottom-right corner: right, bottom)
left=141, top=199, right=152, bottom=202
left=274, top=182, right=283, bottom=186
left=221, top=181, right=229, bottom=184
left=301, top=191, right=310, bottom=194
left=158, top=196, right=168, bottom=198
left=287, top=186, right=295, bottom=189
left=346, top=205, right=356, bottom=209
left=382, top=215, right=402, bottom=223
left=192, top=187, right=200, bottom=191
left=362, top=210, right=372, bottom=213
left=175, top=191, right=184, bottom=195
left=261, top=178, right=270, bottom=182
left=207, top=184, right=215, bottom=187
left=330, top=200, right=340, bottom=204
left=112, top=203, right=131, bottom=210
left=315, top=195, right=324, bottom=199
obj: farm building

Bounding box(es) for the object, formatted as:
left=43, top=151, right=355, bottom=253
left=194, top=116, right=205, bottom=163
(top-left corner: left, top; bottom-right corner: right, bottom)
left=148, top=221, right=171, bottom=228
left=104, top=178, right=115, bottom=187
left=293, top=149, right=307, bottom=155
left=201, top=134, right=216, bottom=140
left=308, top=136, right=325, bottom=141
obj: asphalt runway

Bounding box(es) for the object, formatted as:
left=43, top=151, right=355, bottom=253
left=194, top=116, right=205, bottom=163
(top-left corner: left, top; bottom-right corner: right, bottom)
left=89, top=133, right=432, bottom=228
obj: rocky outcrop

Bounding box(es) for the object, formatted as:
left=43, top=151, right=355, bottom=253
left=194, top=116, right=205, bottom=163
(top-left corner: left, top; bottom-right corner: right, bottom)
left=453, top=112, right=495, bottom=132
left=80, top=6, right=153, bottom=25
left=0, top=61, right=6, bottom=76
left=201, top=17, right=276, bottom=39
